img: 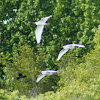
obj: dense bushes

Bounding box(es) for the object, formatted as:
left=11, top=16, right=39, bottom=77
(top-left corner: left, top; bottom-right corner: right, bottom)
left=33, top=26, right=100, bottom=100
left=0, top=0, right=100, bottom=99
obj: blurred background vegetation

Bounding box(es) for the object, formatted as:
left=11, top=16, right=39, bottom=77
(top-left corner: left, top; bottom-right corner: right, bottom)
left=0, top=0, right=100, bottom=99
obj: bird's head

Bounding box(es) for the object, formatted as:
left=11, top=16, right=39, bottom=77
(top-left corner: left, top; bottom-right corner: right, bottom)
left=33, top=22, right=36, bottom=24
left=19, top=73, right=22, bottom=76
left=61, top=46, right=63, bottom=48
left=39, top=70, right=42, bottom=73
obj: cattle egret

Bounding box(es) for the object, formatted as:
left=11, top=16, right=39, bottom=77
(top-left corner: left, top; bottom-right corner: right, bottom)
left=33, top=15, right=52, bottom=43
left=36, top=70, right=58, bottom=83
left=57, top=44, right=85, bottom=61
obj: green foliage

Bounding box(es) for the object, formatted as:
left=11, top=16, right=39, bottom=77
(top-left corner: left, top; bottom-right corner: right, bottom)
left=1, top=44, right=59, bottom=97
left=93, top=25, right=100, bottom=47
left=33, top=26, right=100, bottom=100
left=1, top=0, right=100, bottom=55
left=0, top=0, right=100, bottom=99
left=33, top=45, right=100, bottom=100
left=0, top=89, right=28, bottom=100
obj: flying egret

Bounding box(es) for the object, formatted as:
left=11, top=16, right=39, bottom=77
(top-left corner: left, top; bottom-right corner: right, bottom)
left=33, top=15, right=52, bottom=43
left=36, top=70, right=58, bottom=83
left=57, top=44, right=85, bottom=61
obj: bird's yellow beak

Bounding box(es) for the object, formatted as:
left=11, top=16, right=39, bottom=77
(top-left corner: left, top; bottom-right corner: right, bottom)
left=39, top=70, right=42, bottom=73
left=61, top=46, right=63, bottom=48
left=33, top=22, right=35, bottom=24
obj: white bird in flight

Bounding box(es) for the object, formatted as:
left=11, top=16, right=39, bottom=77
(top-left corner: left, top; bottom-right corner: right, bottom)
left=33, top=15, right=52, bottom=43
left=36, top=70, right=58, bottom=83
left=57, top=44, right=85, bottom=61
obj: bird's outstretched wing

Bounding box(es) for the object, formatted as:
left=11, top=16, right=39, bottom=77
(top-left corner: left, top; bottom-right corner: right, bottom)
left=57, top=49, right=69, bottom=61
left=36, top=74, right=46, bottom=83
left=47, top=70, right=58, bottom=73
left=35, top=25, right=44, bottom=43
left=40, top=15, right=52, bottom=23
left=74, top=44, right=85, bottom=48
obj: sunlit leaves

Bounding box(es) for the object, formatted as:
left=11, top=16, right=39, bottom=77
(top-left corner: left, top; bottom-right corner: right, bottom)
left=0, top=0, right=100, bottom=99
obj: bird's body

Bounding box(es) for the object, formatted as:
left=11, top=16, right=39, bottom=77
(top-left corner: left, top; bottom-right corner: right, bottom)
left=57, top=44, right=85, bottom=61
left=41, top=70, right=57, bottom=75
left=34, top=15, right=52, bottom=43
left=34, top=21, right=47, bottom=26
left=17, top=73, right=26, bottom=80
left=36, top=70, right=58, bottom=83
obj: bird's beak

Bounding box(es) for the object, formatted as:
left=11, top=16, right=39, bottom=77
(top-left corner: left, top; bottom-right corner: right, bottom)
left=61, top=46, right=63, bottom=48
left=33, top=22, right=35, bottom=24
left=39, top=70, right=42, bottom=73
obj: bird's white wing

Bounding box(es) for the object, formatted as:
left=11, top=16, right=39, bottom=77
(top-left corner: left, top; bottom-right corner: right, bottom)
left=35, top=25, right=44, bottom=43
left=63, top=44, right=71, bottom=49
left=74, top=44, right=85, bottom=48
left=39, top=15, right=52, bottom=23
left=46, top=70, right=57, bottom=75
left=47, top=70, right=58, bottom=73
left=36, top=74, right=46, bottom=83
left=57, top=49, right=69, bottom=61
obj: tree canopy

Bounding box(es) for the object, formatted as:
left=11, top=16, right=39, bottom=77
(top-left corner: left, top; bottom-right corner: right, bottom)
left=0, top=0, right=100, bottom=99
